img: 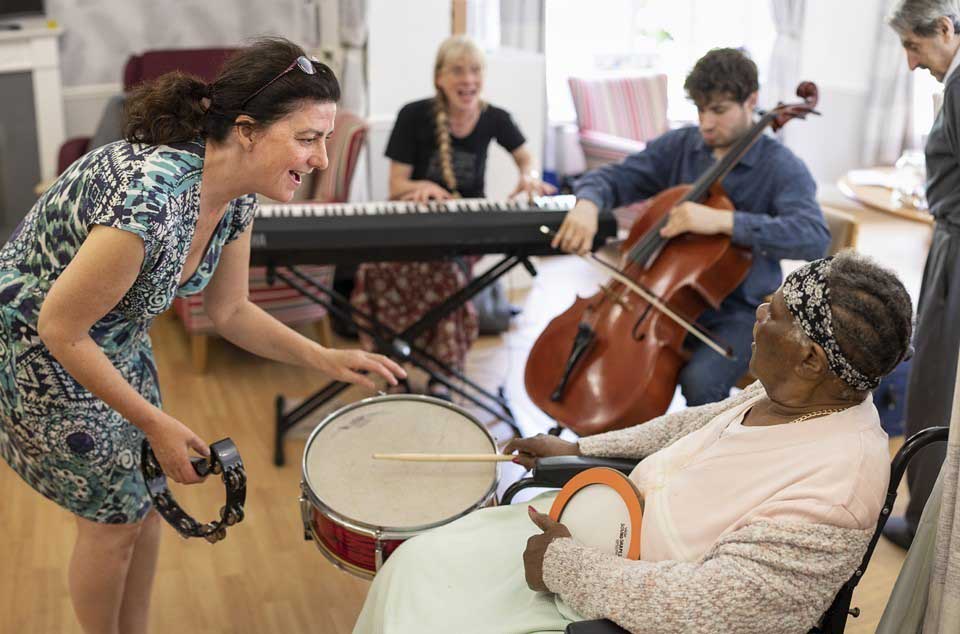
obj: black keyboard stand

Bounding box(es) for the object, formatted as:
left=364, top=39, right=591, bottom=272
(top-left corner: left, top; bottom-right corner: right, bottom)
left=270, top=254, right=533, bottom=466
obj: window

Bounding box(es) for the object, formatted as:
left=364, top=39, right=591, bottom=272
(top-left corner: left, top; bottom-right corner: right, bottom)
left=544, top=0, right=776, bottom=123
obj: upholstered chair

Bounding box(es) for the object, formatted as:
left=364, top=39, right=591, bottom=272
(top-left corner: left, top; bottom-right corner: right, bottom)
left=567, top=75, right=669, bottom=170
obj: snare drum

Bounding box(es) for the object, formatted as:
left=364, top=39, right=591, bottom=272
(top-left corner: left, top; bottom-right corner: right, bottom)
left=300, top=394, right=499, bottom=578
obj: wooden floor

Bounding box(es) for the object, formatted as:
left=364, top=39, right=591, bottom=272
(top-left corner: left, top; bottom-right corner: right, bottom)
left=0, top=199, right=931, bottom=633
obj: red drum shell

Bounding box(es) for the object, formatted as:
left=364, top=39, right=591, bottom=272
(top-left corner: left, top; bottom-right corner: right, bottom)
left=300, top=394, right=499, bottom=579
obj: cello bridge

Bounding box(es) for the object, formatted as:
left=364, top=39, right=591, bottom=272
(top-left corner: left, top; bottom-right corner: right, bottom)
left=599, top=283, right=630, bottom=309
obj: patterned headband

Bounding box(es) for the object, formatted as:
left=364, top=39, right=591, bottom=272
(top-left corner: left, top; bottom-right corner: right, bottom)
left=781, top=257, right=880, bottom=391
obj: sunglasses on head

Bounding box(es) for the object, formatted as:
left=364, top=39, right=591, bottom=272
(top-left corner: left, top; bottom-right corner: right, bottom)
left=240, top=55, right=321, bottom=109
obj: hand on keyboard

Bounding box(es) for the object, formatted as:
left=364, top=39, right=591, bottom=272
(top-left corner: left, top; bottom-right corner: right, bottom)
left=510, top=172, right=558, bottom=201
left=400, top=182, right=453, bottom=204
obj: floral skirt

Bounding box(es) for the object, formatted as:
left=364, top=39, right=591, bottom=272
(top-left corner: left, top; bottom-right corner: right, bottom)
left=350, top=260, right=479, bottom=371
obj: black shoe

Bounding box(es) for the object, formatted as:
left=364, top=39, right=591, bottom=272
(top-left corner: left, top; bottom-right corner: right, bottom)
left=882, top=515, right=916, bottom=550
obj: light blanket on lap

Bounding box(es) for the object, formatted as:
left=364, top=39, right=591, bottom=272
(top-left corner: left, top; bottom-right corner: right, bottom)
left=353, top=493, right=581, bottom=634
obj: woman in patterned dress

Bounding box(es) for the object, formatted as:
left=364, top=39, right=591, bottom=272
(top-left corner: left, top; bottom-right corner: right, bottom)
left=0, top=37, right=404, bottom=634
left=350, top=35, right=555, bottom=397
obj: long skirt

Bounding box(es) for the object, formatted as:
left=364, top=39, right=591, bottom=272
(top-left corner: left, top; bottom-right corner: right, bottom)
left=351, top=260, right=479, bottom=371
left=353, top=493, right=581, bottom=634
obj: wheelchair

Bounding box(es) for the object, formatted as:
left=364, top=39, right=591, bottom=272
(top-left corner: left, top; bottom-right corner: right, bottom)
left=501, top=426, right=949, bottom=634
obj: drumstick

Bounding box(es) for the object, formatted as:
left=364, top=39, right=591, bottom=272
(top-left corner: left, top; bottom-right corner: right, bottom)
left=372, top=453, right=515, bottom=462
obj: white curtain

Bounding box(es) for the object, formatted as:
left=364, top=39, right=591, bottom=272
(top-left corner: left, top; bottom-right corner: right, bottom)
left=467, top=0, right=501, bottom=50
left=337, top=0, right=368, bottom=117
left=312, top=0, right=341, bottom=74
left=766, top=0, right=805, bottom=107
left=312, top=0, right=366, bottom=115
left=861, top=5, right=912, bottom=166
left=499, top=0, right=544, bottom=52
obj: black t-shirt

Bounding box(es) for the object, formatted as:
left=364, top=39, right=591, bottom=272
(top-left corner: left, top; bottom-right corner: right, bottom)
left=385, top=98, right=526, bottom=198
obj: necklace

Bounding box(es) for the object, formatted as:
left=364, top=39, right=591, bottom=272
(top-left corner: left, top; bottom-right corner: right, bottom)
left=735, top=405, right=853, bottom=435
left=789, top=407, right=849, bottom=424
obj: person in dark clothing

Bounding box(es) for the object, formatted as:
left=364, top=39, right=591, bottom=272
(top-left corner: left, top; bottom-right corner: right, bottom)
left=882, top=0, right=960, bottom=550
left=552, top=48, right=830, bottom=407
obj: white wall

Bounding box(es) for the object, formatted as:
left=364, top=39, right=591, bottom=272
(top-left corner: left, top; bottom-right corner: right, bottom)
left=477, top=48, right=546, bottom=199
left=366, top=0, right=449, bottom=201
left=784, top=0, right=886, bottom=184
left=62, top=83, right=121, bottom=140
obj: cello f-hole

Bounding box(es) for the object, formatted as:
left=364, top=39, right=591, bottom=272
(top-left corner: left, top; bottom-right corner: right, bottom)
left=631, top=305, right=653, bottom=341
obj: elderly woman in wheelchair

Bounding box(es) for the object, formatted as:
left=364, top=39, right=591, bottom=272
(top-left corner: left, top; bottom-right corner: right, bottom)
left=353, top=251, right=914, bottom=634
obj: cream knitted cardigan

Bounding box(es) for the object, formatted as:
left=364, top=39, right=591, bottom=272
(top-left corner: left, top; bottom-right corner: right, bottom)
left=542, top=382, right=874, bottom=634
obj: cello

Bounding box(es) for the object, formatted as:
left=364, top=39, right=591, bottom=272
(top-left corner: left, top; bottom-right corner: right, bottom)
left=524, top=82, right=820, bottom=436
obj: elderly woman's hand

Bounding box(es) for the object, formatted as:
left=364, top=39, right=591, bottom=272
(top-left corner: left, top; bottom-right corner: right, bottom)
left=524, top=506, right=572, bottom=592
left=504, top=434, right=580, bottom=470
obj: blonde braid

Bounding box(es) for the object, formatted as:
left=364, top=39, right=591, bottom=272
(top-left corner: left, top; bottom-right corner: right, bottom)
left=433, top=95, right=460, bottom=198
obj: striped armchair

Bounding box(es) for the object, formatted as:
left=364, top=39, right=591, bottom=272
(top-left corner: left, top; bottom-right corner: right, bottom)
left=173, top=110, right=368, bottom=371
left=568, top=75, right=669, bottom=170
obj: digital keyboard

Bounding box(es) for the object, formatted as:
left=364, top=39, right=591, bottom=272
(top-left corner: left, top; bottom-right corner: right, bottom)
left=249, top=195, right=618, bottom=266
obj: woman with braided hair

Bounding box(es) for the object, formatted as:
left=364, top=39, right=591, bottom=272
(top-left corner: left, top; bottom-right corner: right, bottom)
left=351, top=35, right=555, bottom=397
left=355, top=251, right=915, bottom=634
left=0, top=36, right=404, bottom=634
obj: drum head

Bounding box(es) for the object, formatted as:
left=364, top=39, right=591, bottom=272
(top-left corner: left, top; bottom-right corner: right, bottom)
left=549, top=467, right=643, bottom=559
left=303, top=395, right=498, bottom=531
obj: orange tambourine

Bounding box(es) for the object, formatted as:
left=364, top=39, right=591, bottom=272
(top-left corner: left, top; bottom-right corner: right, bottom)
left=549, top=467, right=644, bottom=559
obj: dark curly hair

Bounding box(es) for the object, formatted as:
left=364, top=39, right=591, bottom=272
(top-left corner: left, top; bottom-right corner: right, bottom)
left=828, top=251, right=914, bottom=387
left=683, top=48, right=759, bottom=107
left=123, top=36, right=340, bottom=146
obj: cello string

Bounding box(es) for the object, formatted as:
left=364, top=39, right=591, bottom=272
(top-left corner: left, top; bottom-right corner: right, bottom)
left=540, top=226, right=731, bottom=359
left=623, top=110, right=778, bottom=270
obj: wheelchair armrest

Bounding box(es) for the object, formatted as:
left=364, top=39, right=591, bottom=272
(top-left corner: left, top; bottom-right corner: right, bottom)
left=532, top=456, right=640, bottom=487
left=501, top=456, right=640, bottom=505
left=565, top=619, right=630, bottom=633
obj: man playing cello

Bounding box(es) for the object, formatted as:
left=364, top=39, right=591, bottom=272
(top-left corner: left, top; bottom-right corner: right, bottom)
left=554, top=47, right=830, bottom=406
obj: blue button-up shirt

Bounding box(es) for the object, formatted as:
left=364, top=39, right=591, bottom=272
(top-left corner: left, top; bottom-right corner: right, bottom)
left=575, top=125, right=830, bottom=313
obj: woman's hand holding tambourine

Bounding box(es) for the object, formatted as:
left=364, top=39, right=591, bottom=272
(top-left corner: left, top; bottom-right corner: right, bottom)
left=143, top=412, right=210, bottom=485
left=142, top=436, right=247, bottom=543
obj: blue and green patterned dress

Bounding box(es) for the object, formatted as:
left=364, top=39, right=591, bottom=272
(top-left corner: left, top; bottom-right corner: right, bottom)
left=0, top=139, right=255, bottom=523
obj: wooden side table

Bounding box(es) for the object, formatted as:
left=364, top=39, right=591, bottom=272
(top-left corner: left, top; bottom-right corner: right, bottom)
left=837, top=167, right=934, bottom=225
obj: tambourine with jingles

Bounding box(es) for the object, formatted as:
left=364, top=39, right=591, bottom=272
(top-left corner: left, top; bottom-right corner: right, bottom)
left=141, top=437, right=247, bottom=543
